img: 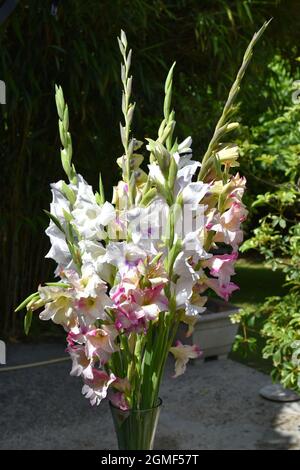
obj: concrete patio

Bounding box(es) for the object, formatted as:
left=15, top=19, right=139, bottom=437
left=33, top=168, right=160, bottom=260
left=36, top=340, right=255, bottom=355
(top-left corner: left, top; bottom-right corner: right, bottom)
left=0, top=342, right=299, bottom=450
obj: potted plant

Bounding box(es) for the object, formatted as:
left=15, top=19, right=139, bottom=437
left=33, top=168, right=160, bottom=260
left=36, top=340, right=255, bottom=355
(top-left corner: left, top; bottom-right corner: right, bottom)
left=191, top=297, right=239, bottom=360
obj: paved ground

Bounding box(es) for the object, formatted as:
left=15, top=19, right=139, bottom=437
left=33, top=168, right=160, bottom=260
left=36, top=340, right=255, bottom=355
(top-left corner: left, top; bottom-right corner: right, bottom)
left=0, top=342, right=300, bottom=450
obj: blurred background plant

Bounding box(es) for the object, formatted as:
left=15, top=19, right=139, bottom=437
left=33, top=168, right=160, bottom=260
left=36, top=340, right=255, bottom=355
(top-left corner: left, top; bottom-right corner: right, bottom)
left=232, top=57, right=300, bottom=391
left=1, top=0, right=300, bottom=338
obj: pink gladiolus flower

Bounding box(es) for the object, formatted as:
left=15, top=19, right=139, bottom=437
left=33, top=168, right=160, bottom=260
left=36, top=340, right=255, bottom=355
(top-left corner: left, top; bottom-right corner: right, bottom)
left=112, top=376, right=130, bottom=393
left=113, top=302, right=146, bottom=333
left=67, top=344, right=94, bottom=380
left=222, top=202, right=248, bottom=227
left=226, top=173, right=246, bottom=205
left=62, top=266, right=112, bottom=324
left=85, top=325, right=118, bottom=364
left=110, top=263, right=168, bottom=333
left=210, top=202, right=248, bottom=251
left=133, top=284, right=168, bottom=314
left=203, top=252, right=238, bottom=286
left=202, top=277, right=239, bottom=301
left=169, top=340, right=202, bottom=377
left=109, top=392, right=130, bottom=411
left=67, top=324, right=118, bottom=365
left=82, top=370, right=116, bottom=406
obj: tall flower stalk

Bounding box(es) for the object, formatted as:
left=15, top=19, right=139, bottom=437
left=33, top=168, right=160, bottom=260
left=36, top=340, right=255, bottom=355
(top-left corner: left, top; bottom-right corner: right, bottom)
left=198, top=20, right=271, bottom=183
left=16, top=25, right=268, bottom=412
left=118, top=31, right=136, bottom=206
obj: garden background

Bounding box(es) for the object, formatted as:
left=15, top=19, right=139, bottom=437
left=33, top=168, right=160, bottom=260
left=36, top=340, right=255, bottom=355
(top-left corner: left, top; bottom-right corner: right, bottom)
left=0, top=0, right=299, bottom=373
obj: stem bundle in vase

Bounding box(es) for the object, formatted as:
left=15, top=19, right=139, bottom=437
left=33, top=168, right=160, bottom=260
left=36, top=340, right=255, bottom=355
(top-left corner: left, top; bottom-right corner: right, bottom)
left=16, top=23, right=269, bottom=449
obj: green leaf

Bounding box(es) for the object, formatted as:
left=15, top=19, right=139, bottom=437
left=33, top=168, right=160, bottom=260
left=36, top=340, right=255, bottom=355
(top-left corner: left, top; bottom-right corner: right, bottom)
left=140, top=188, right=157, bottom=207
left=279, top=219, right=286, bottom=229
left=55, top=84, right=64, bottom=120
left=273, top=349, right=282, bottom=366
left=63, top=105, right=69, bottom=131
left=61, top=148, right=71, bottom=179
left=165, top=61, right=176, bottom=90
left=45, top=282, right=69, bottom=288
left=98, top=173, right=105, bottom=205
left=15, top=292, right=39, bottom=312
left=62, top=209, right=73, bottom=223
left=24, top=310, right=33, bottom=336
left=61, top=182, right=76, bottom=205
left=167, top=155, right=178, bottom=189
left=43, top=210, right=65, bottom=233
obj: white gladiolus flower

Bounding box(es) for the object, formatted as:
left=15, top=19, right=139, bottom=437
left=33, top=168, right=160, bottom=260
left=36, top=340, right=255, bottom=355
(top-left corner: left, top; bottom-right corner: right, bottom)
left=127, top=198, right=169, bottom=246
left=45, top=175, right=95, bottom=267
left=45, top=222, right=72, bottom=267
left=148, top=163, right=165, bottom=185
left=74, top=178, right=97, bottom=206
left=181, top=229, right=211, bottom=259
left=175, top=160, right=200, bottom=192
left=45, top=181, right=71, bottom=266
left=75, top=264, right=108, bottom=298
left=104, top=241, right=148, bottom=272
left=177, top=136, right=192, bottom=155
left=78, top=240, right=112, bottom=284
left=181, top=182, right=210, bottom=209
left=49, top=180, right=71, bottom=219
left=72, top=201, right=115, bottom=240
left=79, top=239, right=106, bottom=264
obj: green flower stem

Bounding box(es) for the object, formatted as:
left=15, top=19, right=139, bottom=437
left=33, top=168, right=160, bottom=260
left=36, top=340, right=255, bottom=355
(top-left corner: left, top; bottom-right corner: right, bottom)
left=55, top=85, right=77, bottom=185
left=118, top=30, right=135, bottom=205
left=160, top=62, right=176, bottom=151
left=198, top=20, right=271, bottom=181
left=135, top=66, right=181, bottom=408
left=152, top=313, right=181, bottom=406
left=138, top=186, right=178, bottom=409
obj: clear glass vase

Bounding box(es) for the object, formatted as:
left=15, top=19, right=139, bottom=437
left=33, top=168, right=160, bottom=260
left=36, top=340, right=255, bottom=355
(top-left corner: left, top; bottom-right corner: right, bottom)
left=109, top=398, right=162, bottom=450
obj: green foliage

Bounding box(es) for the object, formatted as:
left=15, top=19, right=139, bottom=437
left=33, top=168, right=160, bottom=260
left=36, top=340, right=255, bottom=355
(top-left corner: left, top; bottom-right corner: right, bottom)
left=233, top=294, right=300, bottom=391
left=239, top=55, right=300, bottom=211
left=234, top=274, right=300, bottom=390
left=234, top=56, right=300, bottom=390
left=240, top=61, right=300, bottom=288
left=261, top=295, right=300, bottom=391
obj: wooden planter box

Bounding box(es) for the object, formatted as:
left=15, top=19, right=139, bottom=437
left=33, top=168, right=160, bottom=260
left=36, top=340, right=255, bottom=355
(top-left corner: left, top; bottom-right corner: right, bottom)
left=192, top=298, right=240, bottom=360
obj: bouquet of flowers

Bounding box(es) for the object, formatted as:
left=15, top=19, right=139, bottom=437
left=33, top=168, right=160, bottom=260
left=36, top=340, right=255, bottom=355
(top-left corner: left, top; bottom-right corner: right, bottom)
left=16, top=23, right=268, bottom=449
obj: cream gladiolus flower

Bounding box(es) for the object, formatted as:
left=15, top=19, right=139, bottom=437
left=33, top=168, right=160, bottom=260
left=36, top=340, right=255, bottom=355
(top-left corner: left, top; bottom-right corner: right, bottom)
left=169, top=341, right=202, bottom=377
left=38, top=286, right=77, bottom=329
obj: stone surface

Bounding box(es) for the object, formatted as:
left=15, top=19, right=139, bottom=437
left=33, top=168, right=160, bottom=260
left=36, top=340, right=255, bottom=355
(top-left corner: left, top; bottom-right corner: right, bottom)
left=0, top=342, right=300, bottom=450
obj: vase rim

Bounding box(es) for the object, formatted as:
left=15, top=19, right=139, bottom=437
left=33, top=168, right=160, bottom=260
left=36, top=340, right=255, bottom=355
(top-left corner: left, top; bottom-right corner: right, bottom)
left=109, top=397, right=162, bottom=413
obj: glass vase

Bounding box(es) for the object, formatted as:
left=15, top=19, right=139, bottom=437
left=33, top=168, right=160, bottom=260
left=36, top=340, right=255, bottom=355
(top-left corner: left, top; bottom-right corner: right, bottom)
left=109, top=398, right=162, bottom=450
